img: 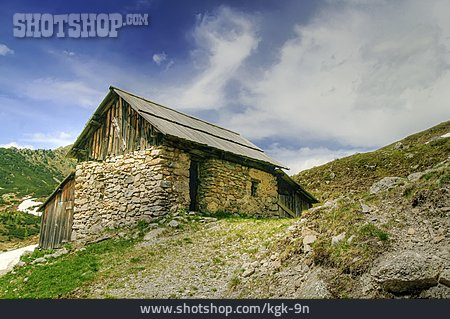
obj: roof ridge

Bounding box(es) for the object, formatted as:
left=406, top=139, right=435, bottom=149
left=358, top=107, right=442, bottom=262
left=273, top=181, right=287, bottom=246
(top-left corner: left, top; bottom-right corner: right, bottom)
left=138, top=109, right=264, bottom=153
left=110, top=86, right=242, bottom=136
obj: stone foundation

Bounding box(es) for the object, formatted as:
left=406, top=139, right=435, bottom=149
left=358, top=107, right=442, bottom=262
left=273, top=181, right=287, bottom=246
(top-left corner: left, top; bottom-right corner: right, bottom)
left=72, top=146, right=190, bottom=240
left=198, top=159, right=279, bottom=216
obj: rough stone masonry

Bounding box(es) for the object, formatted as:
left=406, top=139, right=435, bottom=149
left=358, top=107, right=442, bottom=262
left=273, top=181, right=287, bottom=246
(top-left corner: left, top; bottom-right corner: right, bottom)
left=71, top=145, right=279, bottom=240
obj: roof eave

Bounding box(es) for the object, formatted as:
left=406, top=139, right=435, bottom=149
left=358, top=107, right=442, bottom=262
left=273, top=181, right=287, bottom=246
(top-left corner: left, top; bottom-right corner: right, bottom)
left=66, top=88, right=117, bottom=158
left=276, top=169, right=319, bottom=203
left=37, top=172, right=75, bottom=212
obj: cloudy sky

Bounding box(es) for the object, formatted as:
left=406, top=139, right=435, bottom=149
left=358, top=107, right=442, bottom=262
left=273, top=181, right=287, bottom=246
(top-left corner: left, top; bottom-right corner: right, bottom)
left=0, top=0, right=449, bottom=173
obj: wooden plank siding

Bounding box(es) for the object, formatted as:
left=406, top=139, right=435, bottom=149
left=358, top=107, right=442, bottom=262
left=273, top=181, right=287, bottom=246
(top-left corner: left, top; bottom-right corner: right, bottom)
left=78, top=97, right=159, bottom=161
left=39, top=178, right=75, bottom=249
left=277, top=177, right=312, bottom=217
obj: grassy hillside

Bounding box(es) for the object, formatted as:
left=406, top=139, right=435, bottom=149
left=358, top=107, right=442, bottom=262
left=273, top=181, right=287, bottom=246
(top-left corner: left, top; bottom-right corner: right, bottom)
left=294, top=120, right=450, bottom=201
left=0, top=145, right=76, bottom=201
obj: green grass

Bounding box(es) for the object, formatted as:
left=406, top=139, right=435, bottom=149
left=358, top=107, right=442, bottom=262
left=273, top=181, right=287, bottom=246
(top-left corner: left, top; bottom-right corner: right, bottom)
left=358, top=223, right=389, bottom=241
left=299, top=199, right=391, bottom=275
left=0, top=238, right=134, bottom=299
left=439, top=174, right=450, bottom=186
left=229, top=276, right=241, bottom=289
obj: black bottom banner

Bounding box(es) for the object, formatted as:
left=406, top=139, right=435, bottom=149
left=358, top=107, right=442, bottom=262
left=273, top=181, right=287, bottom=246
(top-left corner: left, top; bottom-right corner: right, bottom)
left=0, top=299, right=447, bottom=319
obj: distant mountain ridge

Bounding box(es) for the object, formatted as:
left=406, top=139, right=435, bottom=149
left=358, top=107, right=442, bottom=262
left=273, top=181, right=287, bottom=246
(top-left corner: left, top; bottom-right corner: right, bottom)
left=0, top=145, right=76, bottom=202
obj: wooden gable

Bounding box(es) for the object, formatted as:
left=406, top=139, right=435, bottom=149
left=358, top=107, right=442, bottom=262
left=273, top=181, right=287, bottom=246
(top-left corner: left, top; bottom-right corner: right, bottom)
left=71, top=95, right=161, bottom=161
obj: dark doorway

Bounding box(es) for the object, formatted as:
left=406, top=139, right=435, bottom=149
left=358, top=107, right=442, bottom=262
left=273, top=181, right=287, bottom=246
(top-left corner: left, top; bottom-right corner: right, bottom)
left=189, top=160, right=199, bottom=211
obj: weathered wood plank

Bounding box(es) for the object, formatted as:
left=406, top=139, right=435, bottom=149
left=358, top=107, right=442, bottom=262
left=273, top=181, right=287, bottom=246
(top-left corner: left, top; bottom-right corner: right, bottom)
left=78, top=95, right=161, bottom=160
left=39, top=178, right=75, bottom=249
left=277, top=200, right=296, bottom=218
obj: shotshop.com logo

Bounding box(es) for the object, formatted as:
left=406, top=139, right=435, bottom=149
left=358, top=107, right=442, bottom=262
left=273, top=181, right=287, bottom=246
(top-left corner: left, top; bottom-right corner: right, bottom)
left=13, top=13, right=149, bottom=38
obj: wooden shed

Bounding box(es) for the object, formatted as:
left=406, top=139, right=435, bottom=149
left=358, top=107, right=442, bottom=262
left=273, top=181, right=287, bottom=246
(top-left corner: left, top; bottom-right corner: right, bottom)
left=38, top=173, right=75, bottom=249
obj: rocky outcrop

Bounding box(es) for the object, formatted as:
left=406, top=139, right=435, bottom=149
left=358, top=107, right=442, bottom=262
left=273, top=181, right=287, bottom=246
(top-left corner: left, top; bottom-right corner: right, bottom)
left=371, top=251, right=442, bottom=294
left=419, top=284, right=450, bottom=298
left=439, top=266, right=450, bottom=287
left=297, top=268, right=332, bottom=298
left=369, top=177, right=405, bottom=194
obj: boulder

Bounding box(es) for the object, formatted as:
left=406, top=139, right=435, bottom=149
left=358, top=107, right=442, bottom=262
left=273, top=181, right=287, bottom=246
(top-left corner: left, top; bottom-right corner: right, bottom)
left=407, top=172, right=425, bottom=182
left=303, top=234, right=317, bottom=253
left=297, top=268, right=332, bottom=298
left=394, top=142, right=404, bottom=150
left=143, top=228, right=166, bottom=241
left=419, top=284, right=450, bottom=298
left=242, top=267, right=255, bottom=278
left=360, top=202, right=371, bottom=214
left=44, top=247, right=69, bottom=259
left=32, top=257, right=47, bottom=264
left=371, top=251, right=442, bottom=294
left=168, top=220, right=180, bottom=228
left=369, top=177, right=405, bottom=194
left=439, top=266, right=450, bottom=287
left=331, top=232, right=346, bottom=246
left=303, top=234, right=317, bottom=245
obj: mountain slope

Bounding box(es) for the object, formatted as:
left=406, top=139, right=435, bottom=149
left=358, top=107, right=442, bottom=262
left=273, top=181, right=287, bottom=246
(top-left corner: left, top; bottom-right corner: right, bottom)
left=0, top=145, right=76, bottom=202
left=294, top=120, right=450, bottom=202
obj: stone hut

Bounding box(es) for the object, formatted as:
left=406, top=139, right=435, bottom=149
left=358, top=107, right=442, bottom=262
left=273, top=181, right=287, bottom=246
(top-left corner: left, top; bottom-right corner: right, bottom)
left=38, top=86, right=317, bottom=249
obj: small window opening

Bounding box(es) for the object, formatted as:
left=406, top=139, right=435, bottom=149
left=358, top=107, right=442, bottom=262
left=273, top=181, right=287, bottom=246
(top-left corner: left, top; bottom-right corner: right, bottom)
left=251, top=180, right=260, bottom=197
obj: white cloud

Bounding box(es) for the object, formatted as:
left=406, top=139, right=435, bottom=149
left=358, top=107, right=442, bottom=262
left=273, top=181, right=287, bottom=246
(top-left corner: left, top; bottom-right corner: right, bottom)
left=0, top=44, right=14, bottom=56
left=152, top=52, right=174, bottom=70
left=63, top=50, right=75, bottom=56
left=23, top=132, right=76, bottom=148
left=152, top=52, right=167, bottom=65
left=0, top=142, right=34, bottom=149
left=151, top=1, right=449, bottom=152
left=160, top=6, right=259, bottom=110
left=267, top=145, right=364, bottom=174
left=24, top=78, right=103, bottom=108
left=225, top=0, right=450, bottom=148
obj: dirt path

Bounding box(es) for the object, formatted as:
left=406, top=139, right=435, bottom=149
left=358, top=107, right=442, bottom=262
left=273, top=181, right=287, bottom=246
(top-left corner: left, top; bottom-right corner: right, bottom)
left=0, top=244, right=37, bottom=276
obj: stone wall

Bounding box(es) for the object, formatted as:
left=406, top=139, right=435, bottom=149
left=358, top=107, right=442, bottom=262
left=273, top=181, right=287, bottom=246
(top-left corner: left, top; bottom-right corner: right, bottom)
left=72, top=146, right=190, bottom=240
left=198, top=159, right=279, bottom=216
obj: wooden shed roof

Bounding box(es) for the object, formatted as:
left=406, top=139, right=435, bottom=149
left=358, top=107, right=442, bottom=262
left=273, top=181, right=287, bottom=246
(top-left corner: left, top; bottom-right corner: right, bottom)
left=68, top=86, right=287, bottom=169
left=37, top=172, right=75, bottom=212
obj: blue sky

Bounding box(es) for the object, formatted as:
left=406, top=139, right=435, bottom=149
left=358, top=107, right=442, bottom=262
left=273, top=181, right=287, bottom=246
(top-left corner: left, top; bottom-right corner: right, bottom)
left=0, top=0, right=449, bottom=173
